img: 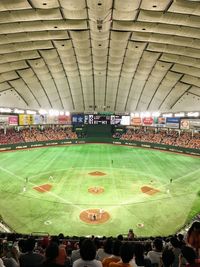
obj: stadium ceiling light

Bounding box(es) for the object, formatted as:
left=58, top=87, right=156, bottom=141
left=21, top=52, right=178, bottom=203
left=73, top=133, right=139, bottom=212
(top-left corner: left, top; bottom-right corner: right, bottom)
left=59, top=111, right=64, bottom=115
left=39, top=109, right=47, bottom=115
left=187, top=112, right=199, bottom=117
left=174, top=112, right=185, bottom=117
left=14, top=108, right=24, bottom=114
left=152, top=111, right=160, bottom=117
left=26, top=110, right=36, bottom=115
left=49, top=109, right=59, bottom=116
left=162, top=113, right=173, bottom=118
left=134, top=112, right=140, bottom=117
left=65, top=111, right=70, bottom=116
left=144, top=112, right=151, bottom=117
left=0, top=107, right=12, bottom=113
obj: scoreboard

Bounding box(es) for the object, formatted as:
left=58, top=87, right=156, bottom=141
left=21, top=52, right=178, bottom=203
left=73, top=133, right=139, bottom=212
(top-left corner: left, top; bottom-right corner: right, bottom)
left=72, top=114, right=130, bottom=125
left=84, top=114, right=111, bottom=125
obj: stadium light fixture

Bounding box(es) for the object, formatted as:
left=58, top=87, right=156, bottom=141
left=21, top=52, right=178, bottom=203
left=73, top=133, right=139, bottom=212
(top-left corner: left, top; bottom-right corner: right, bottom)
left=39, top=109, right=48, bottom=115
left=49, top=109, right=54, bottom=116
left=59, top=111, right=64, bottom=116
left=134, top=112, right=140, bottom=117
left=26, top=110, right=36, bottom=115
left=187, top=112, right=199, bottom=117
left=142, top=112, right=151, bottom=117
left=152, top=111, right=160, bottom=117
left=162, top=113, right=173, bottom=118
left=0, top=107, right=12, bottom=113
left=174, top=112, right=185, bottom=117
left=65, top=111, right=70, bottom=116
left=49, top=109, right=59, bottom=116
left=14, top=108, right=24, bottom=114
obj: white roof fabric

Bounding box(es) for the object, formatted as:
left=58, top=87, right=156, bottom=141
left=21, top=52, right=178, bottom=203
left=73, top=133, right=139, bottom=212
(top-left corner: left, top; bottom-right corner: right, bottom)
left=0, top=0, right=199, bottom=112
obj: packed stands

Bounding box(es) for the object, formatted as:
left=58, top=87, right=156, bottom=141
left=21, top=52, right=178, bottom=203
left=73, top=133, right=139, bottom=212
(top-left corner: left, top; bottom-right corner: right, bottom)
left=0, top=127, right=77, bottom=145
left=0, top=220, right=200, bottom=267
left=0, top=128, right=24, bottom=144
left=120, top=129, right=200, bottom=149
left=0, top=126, right=200, bottom=150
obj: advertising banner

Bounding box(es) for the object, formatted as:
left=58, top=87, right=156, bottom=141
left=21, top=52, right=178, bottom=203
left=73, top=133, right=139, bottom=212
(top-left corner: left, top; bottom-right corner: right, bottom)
left=72, top=114, right=84, bottom=124
left=19, top=115, right=31, bottom=125
left=46, top=116, right=58, bottom=124
left=58, top=115, right=71, bottom=124
left=130, top=117, right=142, bottom=126
left=188, top=119, right=200, bottom=129
left=153, top=117, right=166, bottom=127
left=0, top=115, right=9, bottom=125
left=121, top=116, right=130, bottom=125
left=180, top=119, right=190, bottom=130
left=8, top=116, right=18, bottom=125
left=143, top=117, right=154, bottom=126
left=166, top=117, right=180, bottom=128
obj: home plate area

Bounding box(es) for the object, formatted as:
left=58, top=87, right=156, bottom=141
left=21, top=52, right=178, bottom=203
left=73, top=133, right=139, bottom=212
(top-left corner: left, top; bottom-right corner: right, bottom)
left=33, top=184, right=52, bottom=193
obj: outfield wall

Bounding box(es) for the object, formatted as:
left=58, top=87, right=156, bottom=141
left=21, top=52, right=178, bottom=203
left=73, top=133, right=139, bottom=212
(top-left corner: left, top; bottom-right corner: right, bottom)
left=0, top=138, right=199, bottom=156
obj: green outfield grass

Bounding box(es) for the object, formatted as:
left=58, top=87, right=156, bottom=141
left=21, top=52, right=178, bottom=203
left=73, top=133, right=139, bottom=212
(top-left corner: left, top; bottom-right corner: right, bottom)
left=0, top=144, right=200, bottom=237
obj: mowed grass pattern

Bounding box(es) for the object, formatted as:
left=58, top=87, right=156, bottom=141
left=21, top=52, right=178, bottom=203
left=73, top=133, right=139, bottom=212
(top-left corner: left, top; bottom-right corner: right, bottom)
left=0, top=144, right=200, bottom=237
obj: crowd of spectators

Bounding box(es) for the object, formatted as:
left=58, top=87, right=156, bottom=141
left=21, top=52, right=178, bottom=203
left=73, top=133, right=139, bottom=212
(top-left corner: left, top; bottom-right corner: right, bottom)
left=120, top=129, right=200, bottom=149
left=0, top=127, right=77, bottom=145
left=0, top=129, right=24, bottom=145
left=0, top=221, right=200, bottom=267
left=0, top=126, right=200, bottom=150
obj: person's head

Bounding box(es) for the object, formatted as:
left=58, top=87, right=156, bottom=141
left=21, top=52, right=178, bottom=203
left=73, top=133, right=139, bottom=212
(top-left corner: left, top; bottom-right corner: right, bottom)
left=18, top=239, right=26, bottom=253
left=134, top=243, right=146, bottom=266
left=112, top=240, right=122, bottom=257
left=162, top=248, right=175, bottom=267
left=178, top=234, right=184, bottom=242
left=51, top=235, right=60, bottom=245
left=120, top=242, right=134, bottom=263
left=103, top=238, right=113, bottom=254
left=181, top=246, right=197, bottom=265
left=135, top=243, right=145, bottom=258
left=153, top=238, right=163, bottom=252
left=170, top=237, right=180, bottom=249
left=3, top=243, right=19, bottom=261
left=58, top=233, right=64, bottom=240
left=187, top=221, right=200, bottom=249
left=94, top=237, right=100, bottom=249
left=25, top=237, right=36, bottom=252
left=117, top=234, right=123, bottom=241
left=45, top=242, right=59, bottom=261
left=3, top=242, right=13, bottom=256
left=80, top=239, right=96, bottom=261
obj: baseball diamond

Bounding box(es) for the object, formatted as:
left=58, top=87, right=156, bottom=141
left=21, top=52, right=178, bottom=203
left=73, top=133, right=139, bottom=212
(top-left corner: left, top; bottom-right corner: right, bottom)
left=0, top=144, right=200, bottom=237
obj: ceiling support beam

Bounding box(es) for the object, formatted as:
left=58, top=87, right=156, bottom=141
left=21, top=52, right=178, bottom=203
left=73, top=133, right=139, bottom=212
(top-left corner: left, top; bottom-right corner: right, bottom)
left=26, top=60, right=53, bottom=108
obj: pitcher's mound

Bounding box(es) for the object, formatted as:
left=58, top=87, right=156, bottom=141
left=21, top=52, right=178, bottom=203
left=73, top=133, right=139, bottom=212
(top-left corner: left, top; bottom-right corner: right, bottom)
left=89, top=171, right=106, bottom=176
left=80, top=209, right=110, bottom=224
left=88, top=187, right=104, bottom=194
left=141, top=186, right=160, bottom=195
left=33, top=184, right=52, bottom=193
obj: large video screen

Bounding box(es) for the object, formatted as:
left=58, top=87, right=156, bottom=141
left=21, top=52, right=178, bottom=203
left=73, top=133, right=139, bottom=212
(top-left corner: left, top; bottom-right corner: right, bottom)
left=111, top=115, right=130, bottom=125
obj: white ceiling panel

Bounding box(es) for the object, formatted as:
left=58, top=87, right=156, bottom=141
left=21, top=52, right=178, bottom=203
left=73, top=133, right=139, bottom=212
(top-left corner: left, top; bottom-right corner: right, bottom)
left=169, top=0, right=200, bottom=16
left=0, top=0, right=31, bottom=11
left=141, top=0, right=173, bottom=11
left=0, top=0, right=199, bottom=112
